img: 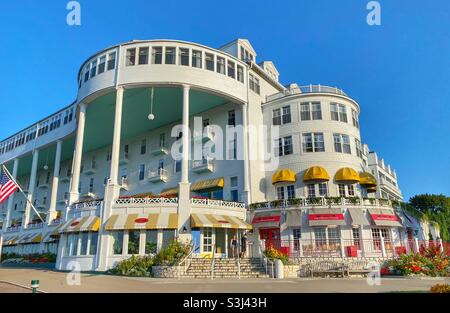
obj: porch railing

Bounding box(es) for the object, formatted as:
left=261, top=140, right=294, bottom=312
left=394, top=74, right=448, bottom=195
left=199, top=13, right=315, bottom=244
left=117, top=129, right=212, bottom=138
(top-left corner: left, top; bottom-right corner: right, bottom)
left=114, top=197, right=178, bottom=205
left=261, top=238, right=442, bottom=258
left=191, top=198, right=245, bottom=209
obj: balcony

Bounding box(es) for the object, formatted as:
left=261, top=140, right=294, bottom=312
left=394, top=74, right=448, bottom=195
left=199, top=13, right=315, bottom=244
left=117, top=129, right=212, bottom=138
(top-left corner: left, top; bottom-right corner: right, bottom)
left=150, top=145, right=169, bottom=156
left=192, top=158, right=214, bottom=173
left=120, top=177, right=129, bottom=190
left=84, top=163, right=97, bottom=175
left=148, top=168, right=168, bottom=183
left=60, top=174, right=71, bottom=182
left=193, top=127, right=214, bottom=143
left=81, top=191, right=97, bottom=199
left=119, top=153, right=130, bottom=165
left=57, top=194, right=69, bottom=204
left=249, top=197, right=397, bottom=210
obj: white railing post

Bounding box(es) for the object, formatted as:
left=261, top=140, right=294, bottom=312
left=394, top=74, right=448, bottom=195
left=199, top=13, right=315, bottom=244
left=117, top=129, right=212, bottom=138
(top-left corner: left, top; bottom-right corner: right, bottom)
left=381, top=237, right=387, bottom=257
left=340, top=237, right=346, bottom=257
left=438, top=239, right=444, bottom=253
left=414, top=238, right=419, bottom=253
left=298, top=238, right=303, bottom=257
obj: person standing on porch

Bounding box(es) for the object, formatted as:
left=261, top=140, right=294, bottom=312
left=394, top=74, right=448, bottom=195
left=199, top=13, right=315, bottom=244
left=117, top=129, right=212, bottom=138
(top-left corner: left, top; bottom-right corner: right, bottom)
left=240, top=233, right=247, bottom=258
left=231, top=236, right=238, bottom=258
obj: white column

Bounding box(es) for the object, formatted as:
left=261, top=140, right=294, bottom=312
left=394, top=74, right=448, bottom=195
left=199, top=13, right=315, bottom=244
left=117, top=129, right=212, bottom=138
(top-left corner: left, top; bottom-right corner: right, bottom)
left=23, top=149, right=39, bottom=227
left=178, top=84, right=192, bottom=243
left=48, top=140, right=62, bottom=223
left=109, top=86, right=124, bottom=186
left=69, top=103, right=87, bottom=204
left=4, top=159, right=19, bottom=230
left=241, top=103, right=250, bottom=205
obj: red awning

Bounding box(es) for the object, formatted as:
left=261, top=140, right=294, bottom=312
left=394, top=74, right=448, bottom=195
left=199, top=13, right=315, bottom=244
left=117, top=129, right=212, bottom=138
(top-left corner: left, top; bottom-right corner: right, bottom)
left=252, top=215, right=280, bottom=224
left=368, top=208, right=403, bottom=227
left=308, top=214, right=344, bottom=221
left=370, top=214, right=399, bottom=222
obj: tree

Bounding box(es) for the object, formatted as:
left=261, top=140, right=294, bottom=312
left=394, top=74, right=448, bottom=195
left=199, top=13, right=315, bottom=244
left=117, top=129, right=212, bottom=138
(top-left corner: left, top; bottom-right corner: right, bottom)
left=407, top=194, right=450, bottom=241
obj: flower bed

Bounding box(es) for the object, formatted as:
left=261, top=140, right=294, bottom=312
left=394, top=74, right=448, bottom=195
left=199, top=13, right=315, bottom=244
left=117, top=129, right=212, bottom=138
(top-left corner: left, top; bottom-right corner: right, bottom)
left=382, top=245, right=449, bottom=277
left=264, top=246, right=290, bottom=265
left=1, top=253, right=56, bottom=265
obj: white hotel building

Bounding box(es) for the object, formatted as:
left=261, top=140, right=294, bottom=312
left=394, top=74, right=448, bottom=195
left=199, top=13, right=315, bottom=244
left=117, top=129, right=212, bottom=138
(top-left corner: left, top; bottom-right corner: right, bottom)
left=0, top=39, right=439, bottom=272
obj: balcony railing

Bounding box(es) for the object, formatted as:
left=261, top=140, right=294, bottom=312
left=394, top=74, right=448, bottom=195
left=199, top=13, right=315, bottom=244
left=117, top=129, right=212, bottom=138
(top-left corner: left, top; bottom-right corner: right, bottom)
left=70, top=200, right=103, bottom=210
left=191, top=198, right=246, bottom=209
left=150, top=144, right=169, bottom=156
left=249, top=197, right=397, bottom=210
left=148, top=168, right=168, bottom=183
left=114, top=197, right=178, bottom=205
left=192, top=158, right=214, bottom=173
left=267, top=84, right=348, bottom=102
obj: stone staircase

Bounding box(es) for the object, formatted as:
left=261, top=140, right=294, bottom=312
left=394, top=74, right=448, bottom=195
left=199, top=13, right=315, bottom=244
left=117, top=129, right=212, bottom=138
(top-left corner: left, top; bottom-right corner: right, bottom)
left=181, top=258, right=270, bottom=279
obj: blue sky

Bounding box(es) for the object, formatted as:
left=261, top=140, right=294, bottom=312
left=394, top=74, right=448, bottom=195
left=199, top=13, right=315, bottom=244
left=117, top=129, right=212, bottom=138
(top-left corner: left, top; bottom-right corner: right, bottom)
left=0, top=0, right=449, bottom=200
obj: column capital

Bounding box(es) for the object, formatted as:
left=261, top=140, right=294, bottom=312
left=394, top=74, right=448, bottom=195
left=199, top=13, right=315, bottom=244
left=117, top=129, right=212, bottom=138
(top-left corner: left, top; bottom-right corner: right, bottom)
left=181, top=84, right=190, bottom=90
left=79, top=102, right=87, bottom=112
left=116, top=85, right=125, bottom=92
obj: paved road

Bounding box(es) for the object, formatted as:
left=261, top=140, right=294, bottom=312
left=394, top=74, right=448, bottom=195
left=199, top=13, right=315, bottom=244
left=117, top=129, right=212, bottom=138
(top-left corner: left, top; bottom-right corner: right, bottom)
left=0, top=268, right=448, bottom=293
left=0, top=282, right=29, bottom=293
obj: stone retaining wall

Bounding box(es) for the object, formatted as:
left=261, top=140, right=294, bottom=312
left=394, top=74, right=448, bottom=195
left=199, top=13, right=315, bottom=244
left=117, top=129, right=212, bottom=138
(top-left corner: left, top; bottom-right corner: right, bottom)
left=152, top=266, right=183, bottom=278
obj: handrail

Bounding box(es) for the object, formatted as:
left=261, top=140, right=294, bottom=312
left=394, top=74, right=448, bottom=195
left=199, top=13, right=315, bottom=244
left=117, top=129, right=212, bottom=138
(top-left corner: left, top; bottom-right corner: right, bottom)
left=211, top=244, right=216, bottom=280
left=237, top=240, right=241, bottom=279
left=258, top=240, right=275, bottom=279
left=177, top=244, right=194, bottom=279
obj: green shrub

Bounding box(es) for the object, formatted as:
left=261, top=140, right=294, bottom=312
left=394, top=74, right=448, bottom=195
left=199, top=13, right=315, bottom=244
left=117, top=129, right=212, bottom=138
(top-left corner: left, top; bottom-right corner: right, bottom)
left=430, top=284, right=450, bottom=293
left=109, top=255, right=154, bottom=277
left=153, top=240, right=191, bottom=266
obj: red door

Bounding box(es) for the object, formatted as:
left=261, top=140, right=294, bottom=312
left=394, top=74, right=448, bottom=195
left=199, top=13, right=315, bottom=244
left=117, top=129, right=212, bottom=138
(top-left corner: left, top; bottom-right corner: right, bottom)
left=260, top=228, right=281, bottom=250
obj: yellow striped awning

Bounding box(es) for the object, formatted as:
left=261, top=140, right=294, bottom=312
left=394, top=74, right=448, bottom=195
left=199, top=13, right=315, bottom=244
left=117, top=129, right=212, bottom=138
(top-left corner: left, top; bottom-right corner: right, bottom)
left=160, top=187, right=179, bottom=196
left=359, top=172, right=377, bottom=187
left=191, top=178, right=224, bottom=192
left=335, top=167, right=360, bottom=183
left=42, top=231, right=57, bottom=243
left=58, top=216, right=100, bottom=234
left=272, top=169, right=297, bottom=185
left=303, top=166, right=330, bottom=182
left=105, top=213, right=178, bottom=230
left=17, top=232, right=42, bottom=244
left=191, top=214, right=252, bottom=230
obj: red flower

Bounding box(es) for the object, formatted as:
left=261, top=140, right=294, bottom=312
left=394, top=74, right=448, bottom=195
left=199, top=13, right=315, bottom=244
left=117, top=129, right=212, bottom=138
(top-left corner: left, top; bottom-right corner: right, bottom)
left=380, top=267, right=390, bottom=275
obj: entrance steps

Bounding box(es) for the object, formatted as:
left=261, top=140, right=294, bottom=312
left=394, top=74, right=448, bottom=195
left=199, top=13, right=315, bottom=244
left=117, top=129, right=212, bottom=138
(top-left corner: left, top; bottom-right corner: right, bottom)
left=181, top=258, right=270, bottom=279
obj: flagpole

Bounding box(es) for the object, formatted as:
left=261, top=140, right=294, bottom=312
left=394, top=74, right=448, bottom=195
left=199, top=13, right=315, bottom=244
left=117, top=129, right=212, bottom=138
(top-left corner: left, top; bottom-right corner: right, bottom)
left=1, top=164, right=45, bottom=224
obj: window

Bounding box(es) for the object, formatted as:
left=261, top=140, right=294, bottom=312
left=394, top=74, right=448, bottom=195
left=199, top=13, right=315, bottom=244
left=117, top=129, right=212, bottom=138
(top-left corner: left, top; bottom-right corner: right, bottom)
left=330, top=103, right=339, bottom=121
left=42, top=196, right=47, bottom=205
left=138, top=47, right=149, bottom=65
left=230, top=176, right=238, bottom=188
left=355, top=138, right=362, bottom=158
left=152, top=47, right=162, bottom=64
left=272, top=108, right=281, bottom=125
left=179, top=48, right=189, bottom=66
left=139, top=164, right=145, bottom=181
left=318, top=183, right=328, bottom=197
left=205, top=53, right=214, bottom=71
left=301, top=102, right=321, bottom=121
left=254, top=77, right=260, bottom=94
left=334, top=134, right=342, bottom=153
left=106, top=150, right=112, bottom=161
left=227, top=60, right=235, bottom=78
left=338, top=104, right=348, bottom=122
left=175, top=160, right=182, bottom=173
left=46, top=171, right=51, bottom=184
left=237, top=65, right=244, bottom=83
left=162, top=230, right=175, bottom=248
left=275, top=136, right=293, bottom=156
left=90, top=60, right=97, bottom=77
left=80, top=233, right=88, bottom=255
left=145, top=230, right=157, bottom=254
left=165, top=47, right=176, bottom=64
left=160, top=133, right=166, bottom=147
left=312, top=102, right=322, bottom=120
left=347, top=184, right=355, bottom=196
left=89, top=232, right=98, bottom=255
left=240, top=46, right=245, bottom=60
left=338, top=184, right=346, bottom=197
left=107, top=52, right=116, bottom=70
left=98, top=55, right=106, bottom=74
left=302, top=133, right=324, bottom=153
left=128, top=231, right=140, bottom=255
left=126, top=48, right=136, bottom=66
left=192, top=50, right=202, bottom=68
left=249, top=74, right=260, bottom=94
left=307, top=184, right=316, bottom=198
left=230, top=190, right=239, bottom=202
left=287, top=185, right=295, bottom=199
left=300, top=103, right=311, bottom=120
left=352, top=228, right=361, bottom=250
left=352, top=109, right=359, bottom=128
left=202, top=228, right=213, bottom=253
left=72, top=234, right=79, bottom=256
left=228, top=110, right=235, bottom=126
left=282, top=106, right=291, bottom=124
left=89, top=178, right=94, bottom=193
left=141, top=139, right=146, bottom=155
left=216, top=56, right=225, bottom=74
left=276, top=186, right=285, bottom=200
left=342, top=135, right=351, bottom=154
left=112, top=231, right=124, bottom=255
left=84, top=64, right=90, bottom=82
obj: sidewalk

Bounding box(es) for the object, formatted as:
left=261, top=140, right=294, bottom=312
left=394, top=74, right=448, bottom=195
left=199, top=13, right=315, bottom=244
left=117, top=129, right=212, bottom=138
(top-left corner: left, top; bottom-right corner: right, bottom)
left=0, top=268, right=448, bottom=293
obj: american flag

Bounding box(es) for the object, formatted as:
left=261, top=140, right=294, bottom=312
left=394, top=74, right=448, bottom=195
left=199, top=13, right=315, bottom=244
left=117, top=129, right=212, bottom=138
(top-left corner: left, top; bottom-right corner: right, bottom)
left=0, top=170, right=18, bottom=204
